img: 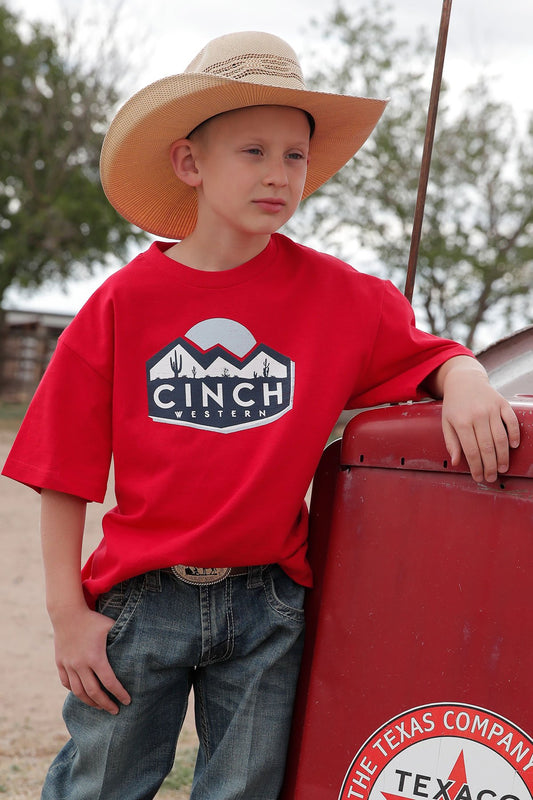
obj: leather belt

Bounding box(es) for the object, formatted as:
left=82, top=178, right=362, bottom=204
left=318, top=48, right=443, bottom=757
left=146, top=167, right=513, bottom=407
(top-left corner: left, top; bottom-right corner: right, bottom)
left=168, top=565, right=249, bottom=585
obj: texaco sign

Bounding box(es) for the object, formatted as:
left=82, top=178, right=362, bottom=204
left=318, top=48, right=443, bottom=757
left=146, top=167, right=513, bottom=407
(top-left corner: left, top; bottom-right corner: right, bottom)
left=340, top=704, right=533, bottom=800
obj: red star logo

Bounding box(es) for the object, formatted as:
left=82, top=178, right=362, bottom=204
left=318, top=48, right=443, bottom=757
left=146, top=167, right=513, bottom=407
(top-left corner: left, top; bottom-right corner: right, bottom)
left=382, top=751, right=467, bottom=800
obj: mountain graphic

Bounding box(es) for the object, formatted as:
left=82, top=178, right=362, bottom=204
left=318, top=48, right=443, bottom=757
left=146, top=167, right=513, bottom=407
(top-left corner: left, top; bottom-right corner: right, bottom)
left=148, top=338, right=290, bottom=381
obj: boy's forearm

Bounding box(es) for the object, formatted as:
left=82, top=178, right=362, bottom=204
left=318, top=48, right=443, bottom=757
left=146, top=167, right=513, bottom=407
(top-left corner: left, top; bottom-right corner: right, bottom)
left=423, top=355, right=487, bottom=399
left=40, top=488, right=88, bottom=618
left=40, top=488, right=131, bottom=713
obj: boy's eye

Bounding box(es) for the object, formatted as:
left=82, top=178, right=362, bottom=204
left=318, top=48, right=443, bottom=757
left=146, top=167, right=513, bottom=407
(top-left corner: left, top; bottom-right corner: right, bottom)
left=245, top=147, right=263, bottom=155
left=287, top=152, right=305, bottom=160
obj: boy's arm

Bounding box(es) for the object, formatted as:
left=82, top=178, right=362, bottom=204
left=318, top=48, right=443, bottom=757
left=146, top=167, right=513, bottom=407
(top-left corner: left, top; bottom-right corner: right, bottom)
left=423, top=355, right=521, bottom=484
left=41, top=489, right=131, bottom=715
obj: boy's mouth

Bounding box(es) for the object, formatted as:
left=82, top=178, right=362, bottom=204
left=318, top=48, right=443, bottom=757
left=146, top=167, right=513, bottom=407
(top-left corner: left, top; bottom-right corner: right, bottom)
left=253, top=198, right=287, bottom=213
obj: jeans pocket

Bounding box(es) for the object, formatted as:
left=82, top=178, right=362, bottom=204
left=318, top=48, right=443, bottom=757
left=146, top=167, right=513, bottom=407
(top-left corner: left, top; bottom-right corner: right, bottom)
left=96, top=574, right=145, bottom=644
left=97, top=582, right=129, bottom=615
left=263, top=565, right=306, bottom=623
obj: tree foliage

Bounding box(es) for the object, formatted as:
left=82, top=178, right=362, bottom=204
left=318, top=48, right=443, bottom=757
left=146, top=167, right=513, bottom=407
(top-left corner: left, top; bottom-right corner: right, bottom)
left=0, top=2, right=145, bottom=308
left=289, top=2, right=533, bottom=349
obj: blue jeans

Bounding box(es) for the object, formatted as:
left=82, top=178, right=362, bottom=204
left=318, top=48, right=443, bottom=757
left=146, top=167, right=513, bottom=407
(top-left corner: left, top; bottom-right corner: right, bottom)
left=41, top=565, right=305, bottom=800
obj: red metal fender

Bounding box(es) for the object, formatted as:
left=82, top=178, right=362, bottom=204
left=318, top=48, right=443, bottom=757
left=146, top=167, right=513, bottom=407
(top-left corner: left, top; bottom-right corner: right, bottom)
left=282, top=398, right=533, bottom=800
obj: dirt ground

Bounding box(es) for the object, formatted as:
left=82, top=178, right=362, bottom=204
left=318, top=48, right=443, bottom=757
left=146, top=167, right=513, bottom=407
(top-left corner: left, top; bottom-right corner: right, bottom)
left=0, top=427, right=196, bottom=799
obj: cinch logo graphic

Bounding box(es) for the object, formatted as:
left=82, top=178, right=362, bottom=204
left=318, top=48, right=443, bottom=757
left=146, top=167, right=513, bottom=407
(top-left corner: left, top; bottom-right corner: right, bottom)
left=339, top=703, right=533, bottom=800
left=146, top=318, right=295, bottom=433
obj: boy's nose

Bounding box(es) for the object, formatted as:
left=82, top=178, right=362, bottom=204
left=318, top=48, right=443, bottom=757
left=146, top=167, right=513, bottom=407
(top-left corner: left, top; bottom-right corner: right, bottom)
left=263, top=157, right=289, bottom=187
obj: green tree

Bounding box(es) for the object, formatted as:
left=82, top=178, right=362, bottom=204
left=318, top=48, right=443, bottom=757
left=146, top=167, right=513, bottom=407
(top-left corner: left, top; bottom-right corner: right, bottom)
left=289, top=2, right=533, bottom=349
left=0, top=2, right=145, bottom=314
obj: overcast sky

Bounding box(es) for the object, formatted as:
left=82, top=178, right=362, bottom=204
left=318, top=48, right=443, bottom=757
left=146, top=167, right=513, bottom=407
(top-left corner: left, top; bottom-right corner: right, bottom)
left=5, top=0, right=533, bottom=314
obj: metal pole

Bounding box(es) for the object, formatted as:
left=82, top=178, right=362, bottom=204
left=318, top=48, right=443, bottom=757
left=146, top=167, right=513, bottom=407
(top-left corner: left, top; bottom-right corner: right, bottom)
left=404, top=0, right=453, bottom=303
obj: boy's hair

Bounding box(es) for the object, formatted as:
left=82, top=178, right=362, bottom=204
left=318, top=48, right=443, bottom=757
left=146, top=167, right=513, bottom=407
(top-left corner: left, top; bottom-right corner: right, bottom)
left=100, top=31, right=387, bottom=240
left=186, top=108, right=316, bottom=141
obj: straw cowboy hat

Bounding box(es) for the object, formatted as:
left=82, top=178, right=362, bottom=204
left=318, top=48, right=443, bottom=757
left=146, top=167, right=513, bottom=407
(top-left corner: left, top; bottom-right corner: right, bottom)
left=100, top=30, right=387, bottom=240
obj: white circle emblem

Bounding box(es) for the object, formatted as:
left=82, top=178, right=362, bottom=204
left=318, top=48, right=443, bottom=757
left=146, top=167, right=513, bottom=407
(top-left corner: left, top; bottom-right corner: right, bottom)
left=340, top=704, right=533, bottom=800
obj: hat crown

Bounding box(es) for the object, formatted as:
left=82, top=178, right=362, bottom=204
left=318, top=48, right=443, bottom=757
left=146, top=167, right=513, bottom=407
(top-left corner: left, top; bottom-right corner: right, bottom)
left=184, top=31, right=306, bottom=90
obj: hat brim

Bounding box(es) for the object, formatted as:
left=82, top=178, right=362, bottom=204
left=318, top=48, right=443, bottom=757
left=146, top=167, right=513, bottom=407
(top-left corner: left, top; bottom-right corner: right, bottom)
left=100, top=73, right=388, bottom=240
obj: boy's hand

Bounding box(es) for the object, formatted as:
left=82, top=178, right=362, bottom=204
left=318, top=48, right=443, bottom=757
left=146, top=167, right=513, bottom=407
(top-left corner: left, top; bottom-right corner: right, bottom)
left=433, top=357, right=520, bottom=483
left=50, top=603, right=131, bottom=715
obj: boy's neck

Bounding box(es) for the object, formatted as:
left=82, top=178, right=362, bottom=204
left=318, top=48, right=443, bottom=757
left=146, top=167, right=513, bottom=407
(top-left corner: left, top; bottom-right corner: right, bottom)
left=165, top=231, right=272, bottom=271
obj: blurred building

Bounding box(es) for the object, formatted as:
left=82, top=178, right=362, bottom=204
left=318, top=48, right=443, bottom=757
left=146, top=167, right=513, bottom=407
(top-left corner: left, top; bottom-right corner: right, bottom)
left=1, top=310, right=73, bottom=403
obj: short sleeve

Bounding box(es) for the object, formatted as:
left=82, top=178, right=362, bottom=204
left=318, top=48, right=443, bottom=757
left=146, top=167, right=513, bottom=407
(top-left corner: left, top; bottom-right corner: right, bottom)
left=2, top=340, right=113, bottom=502
left=347, top=280, right=473, bottom=409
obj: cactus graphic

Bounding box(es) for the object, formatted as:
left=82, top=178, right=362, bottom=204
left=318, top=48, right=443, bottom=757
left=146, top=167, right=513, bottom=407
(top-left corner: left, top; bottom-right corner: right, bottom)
left=262, top=358, right=270, bottom=377
left=170, top=350, right=183, bottom=377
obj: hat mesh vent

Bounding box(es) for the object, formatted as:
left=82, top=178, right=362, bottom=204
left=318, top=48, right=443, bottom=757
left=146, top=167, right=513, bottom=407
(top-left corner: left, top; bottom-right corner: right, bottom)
left=202, top=53, right=304, bottom=84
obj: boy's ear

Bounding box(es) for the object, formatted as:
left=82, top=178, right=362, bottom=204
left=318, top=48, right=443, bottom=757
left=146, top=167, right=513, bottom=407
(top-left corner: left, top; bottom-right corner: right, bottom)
left=169, top=139, right=202, bottom=187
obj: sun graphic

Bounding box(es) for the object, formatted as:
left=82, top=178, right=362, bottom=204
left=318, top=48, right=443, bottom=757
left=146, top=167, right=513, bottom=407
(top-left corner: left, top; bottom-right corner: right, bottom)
left=185, top=318, right=256, bottom=357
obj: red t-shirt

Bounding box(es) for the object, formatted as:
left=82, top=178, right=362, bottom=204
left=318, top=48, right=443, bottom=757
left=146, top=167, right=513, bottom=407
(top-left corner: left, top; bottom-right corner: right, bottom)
left=2, top=235, right=471, bottom=605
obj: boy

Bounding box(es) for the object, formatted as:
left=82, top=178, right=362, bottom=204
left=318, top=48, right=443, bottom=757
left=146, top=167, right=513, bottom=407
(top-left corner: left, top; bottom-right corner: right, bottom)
left=2, top=31, right=519, bottom=800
